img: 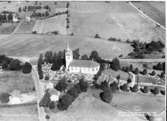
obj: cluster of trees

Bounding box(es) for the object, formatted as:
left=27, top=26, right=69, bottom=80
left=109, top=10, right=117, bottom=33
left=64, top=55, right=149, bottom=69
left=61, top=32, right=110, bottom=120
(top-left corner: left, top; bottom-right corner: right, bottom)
left=57, top=78, right=88, bottom=110
left=153, top=62, right=165, bottom=71
left=0, top=55, right=32, bottom=73
left=18, top=5, right=50, bottom=12
left=129, top=40, right=165, bottom=58
left=0, top=11, right=14, bottom=23
left=31, top=10, right=49, bottom=18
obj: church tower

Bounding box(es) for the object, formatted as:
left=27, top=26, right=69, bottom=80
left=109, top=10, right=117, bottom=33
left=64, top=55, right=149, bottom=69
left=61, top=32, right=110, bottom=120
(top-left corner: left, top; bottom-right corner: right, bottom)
left=65, top=40, right=73, bottom=70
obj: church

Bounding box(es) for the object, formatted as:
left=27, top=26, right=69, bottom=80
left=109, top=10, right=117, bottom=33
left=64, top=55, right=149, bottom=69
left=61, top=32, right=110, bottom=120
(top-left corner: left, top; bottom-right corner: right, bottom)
left=65, top=41, right=100, bottom=75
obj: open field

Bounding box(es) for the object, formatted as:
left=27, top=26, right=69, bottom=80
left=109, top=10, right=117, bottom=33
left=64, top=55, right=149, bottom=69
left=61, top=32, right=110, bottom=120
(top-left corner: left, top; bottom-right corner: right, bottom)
left=32, top=15, right=67, bottom=34
left=14, top=20, right=35, bottom=34
left=0, top=34, right=133, bottom=58
left=49, top=92, right=145, bottom=121
left=132, top=1, right=165, bottom=27
left=112, top=91, right=165, bottom=113
left=69, top=1, right=165, bottom=43
left=0, top=103, right=38, bottom=121
left=0, top=71, right=34, bottom=94
left=0, top=23, right=18, bottom=34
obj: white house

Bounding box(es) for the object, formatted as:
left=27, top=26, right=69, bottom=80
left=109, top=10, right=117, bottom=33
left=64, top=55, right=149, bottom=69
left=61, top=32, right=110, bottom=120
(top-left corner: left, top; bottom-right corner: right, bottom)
left=48, top=89, right=61, bottom=102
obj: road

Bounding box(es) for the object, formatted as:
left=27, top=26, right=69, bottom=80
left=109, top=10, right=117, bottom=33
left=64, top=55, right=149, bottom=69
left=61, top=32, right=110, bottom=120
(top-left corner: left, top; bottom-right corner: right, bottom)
left=32, top=65, right=47, bottom=121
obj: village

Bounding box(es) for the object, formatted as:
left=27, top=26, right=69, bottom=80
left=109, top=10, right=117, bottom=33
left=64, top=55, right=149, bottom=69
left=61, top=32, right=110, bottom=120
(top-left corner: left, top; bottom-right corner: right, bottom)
left=0, top=1, right=165, bottom=121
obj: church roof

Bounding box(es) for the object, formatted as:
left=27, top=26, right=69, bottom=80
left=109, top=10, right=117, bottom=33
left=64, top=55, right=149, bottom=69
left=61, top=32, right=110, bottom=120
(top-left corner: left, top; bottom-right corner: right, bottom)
left=69, top=60, right=99, bottom=68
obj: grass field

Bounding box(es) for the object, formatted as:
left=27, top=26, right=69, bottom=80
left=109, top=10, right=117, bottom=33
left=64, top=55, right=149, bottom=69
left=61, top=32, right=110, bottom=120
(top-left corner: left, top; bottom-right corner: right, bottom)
left=0, top=71, right=34, bottom=94
left=14, top=20, right=35, bottom=34
left=69, top=1, right=165, bottom=43
left=0, top=104, right=38, bottom=121
left=0, top=34, right=133, bottom=58
left=49, top=92, right=145, bottom=121
left=132, top=1, right=165, bottom=27
left=32, top=15, right=67, bottom=34
left=0, top=23, right=18, bottom=34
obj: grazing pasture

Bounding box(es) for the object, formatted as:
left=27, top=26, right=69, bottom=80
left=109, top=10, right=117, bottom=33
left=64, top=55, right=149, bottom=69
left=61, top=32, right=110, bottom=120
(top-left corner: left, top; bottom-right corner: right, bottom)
left=0, top=23, right=18, bottom=34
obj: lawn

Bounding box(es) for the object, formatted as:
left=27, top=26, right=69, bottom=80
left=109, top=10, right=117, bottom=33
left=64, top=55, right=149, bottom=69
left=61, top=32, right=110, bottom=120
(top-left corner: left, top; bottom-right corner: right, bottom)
left=0, top=103, right=38, bottom=121
left=69, top=1, right=165, bottom=43
left=0, top=71, right=34, bottom=95
left=0, top=34, right=133, bottom=59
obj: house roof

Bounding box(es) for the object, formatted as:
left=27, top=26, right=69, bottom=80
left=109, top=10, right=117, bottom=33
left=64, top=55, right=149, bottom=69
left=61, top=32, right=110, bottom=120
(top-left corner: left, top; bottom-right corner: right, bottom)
left=69, top=60, right=99, bottom=68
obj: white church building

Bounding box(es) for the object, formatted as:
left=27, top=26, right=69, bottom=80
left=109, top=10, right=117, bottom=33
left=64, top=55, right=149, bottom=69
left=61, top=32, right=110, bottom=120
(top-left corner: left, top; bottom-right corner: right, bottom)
left=65, top=41, right=100, bottom=75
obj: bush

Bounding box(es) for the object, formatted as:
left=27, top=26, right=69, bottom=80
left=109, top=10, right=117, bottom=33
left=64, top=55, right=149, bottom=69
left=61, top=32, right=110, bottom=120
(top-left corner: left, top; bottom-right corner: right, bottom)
left=110, top=58, right=120, bottom=71
left=150, top=87, right=159, bottom=95
left=67, top=86, right=80, bottom=98
left=140, top=86, right=149, bottom=93
left=149, top=71, right=156, bottom=76
left=127, top=78, right=132, bottom=84
left=0, top=93, right=10, bottom=103
left=120, top=84, right=129, bottom=92
left=100, top=88, right=113, bottom=103
left=130, top=85, right=138, bottom=92
left=8, top=59, right=22, bottom=71
left=22, top=62, right=32, bottom=73
left=57, top=94, right=74, bottom=110
left=45, top=76, right=49, bottom=80
left=94, top=34, right=101, bottom=38
left=140, top=69, right=147, bottom=75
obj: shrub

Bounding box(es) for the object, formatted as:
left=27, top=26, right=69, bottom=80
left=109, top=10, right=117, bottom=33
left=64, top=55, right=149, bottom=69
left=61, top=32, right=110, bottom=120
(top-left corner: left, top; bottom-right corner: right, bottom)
left=8, top=59, right=22, bottom=71
left=22, top=62, right=32, bottom=73
left=100, top=88, right=113, bottom=103
left=94, top=34, right=101, bottom=38
left=110, top=58, right=120, bottom=71
left=45, top=76, right=49, bottom=80
left=149, top=71, right=156, bottom=76
left=100, top=81, right=108, bottom=91
left=67, top=86, right=80, bottom=98
left=0, top=93, right=10, bottom=103
left=140, top=69, right=147, bottom=75
left=130, top=85, right=138, bottom=92
left=49, top=101, right=55, bottom=109
left=127, top=78, right=132, bottom=84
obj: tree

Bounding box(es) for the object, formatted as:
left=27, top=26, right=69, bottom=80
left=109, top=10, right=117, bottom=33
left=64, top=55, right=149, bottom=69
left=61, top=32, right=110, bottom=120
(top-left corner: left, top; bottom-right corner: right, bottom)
left=49, top=101, right=55, bottom=109
left=73, top=48, right=80, bottom=59
left=81, top=54, right=89, bottom=60
left=89, top=50, right=100, bottom=61
left=67, top=86, right=80, bottom=98
left=120, top=84, right=129, bottom=92
left=22, top=62, right=32, bottom=73
left=110, top=58, right=120, bottom=71
left=100, top=81, right=108, bottom=91
left=0, top=93, right=10, bottom=103
left=57, top=94, right=74, bottom=110
left=130, top=85, right=138, bottom=92
left=94, top=34, right=101, bottom=39
left=140, top=86, right=149, bottom=93
left=116, top=75, right=120, bottom=85
left=127, top=78, right=132, bottom=84
left=78, top=78, right=88, bottom=92
left=149, top=70, right=156, bottom=76
left=133, top=67, right=139, bottom=75
left=151, top=87, right=159, bottom=95
left=100, top=88, right=113, bottom=103
left=110, top=82, right=118, bottom=93
left=129, top=64, right=133, bottom=72
left=8, top=59, right=22, bottom=71
left=45, top=51, right=53, bottom=63
left=141, top=69, right=147, bottom=75
left=55, top=78, right=67, bottom=92
left=39, top=91, right=51, bottom=107
left=160, top=90, right=165, bottom=95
